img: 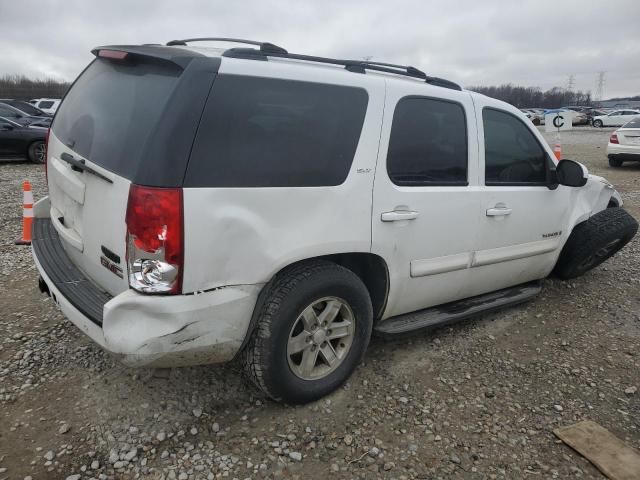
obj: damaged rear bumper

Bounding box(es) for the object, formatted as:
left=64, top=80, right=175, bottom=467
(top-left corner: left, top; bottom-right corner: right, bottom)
left=32, top=217, right=261, bottom=368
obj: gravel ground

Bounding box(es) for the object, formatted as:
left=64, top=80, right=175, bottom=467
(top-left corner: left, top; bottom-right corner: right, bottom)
left=0, top=126, right=639, bottom=480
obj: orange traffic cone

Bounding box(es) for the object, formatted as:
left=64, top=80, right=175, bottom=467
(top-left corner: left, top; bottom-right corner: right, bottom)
left=15, top=181, right=34, bottom=245
left=553, top=142, right=562, bottom=161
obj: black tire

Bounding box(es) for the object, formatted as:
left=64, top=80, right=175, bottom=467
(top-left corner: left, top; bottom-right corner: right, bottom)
left=241, top=260, right=373, bottom=404
left=608, top=156, right=623, bottom=167
left=593, top=119, right=603, bottom=128
left=554, top=207, right=638, bottom=279
left=27, top=141, right=46, bottom=163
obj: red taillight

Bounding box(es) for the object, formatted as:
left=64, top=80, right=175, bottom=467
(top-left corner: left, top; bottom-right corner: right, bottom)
left=45, top=128, right=50, bottom=183
left=125, top=185, right=183, bottom=294
left=609, top=133, right=619, bottom=144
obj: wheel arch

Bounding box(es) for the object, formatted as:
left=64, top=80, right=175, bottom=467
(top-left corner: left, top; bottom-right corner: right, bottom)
left=238, top=252, right=390, bottom=352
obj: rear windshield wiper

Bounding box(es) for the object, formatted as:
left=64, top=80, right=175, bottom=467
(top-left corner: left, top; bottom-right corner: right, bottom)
left=60, top=152, right=113, bottom=184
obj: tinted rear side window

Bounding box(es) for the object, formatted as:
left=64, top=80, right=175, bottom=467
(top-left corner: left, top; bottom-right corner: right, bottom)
left=387, top=97, right=468, bottom=186
left=38, top=101, right=55, bottom=109
left=185, top=75, right=368, bottom=187
left=52, top=58, right=181, bottom=179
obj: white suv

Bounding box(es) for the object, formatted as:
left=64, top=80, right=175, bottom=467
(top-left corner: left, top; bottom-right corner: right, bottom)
left=32, top=38, right=638, bottom=403
left=29, top=98, right=61, bottom=115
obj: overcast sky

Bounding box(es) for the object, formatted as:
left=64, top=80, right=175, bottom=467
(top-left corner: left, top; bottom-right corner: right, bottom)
left=1, top=0, right=639, bottom=98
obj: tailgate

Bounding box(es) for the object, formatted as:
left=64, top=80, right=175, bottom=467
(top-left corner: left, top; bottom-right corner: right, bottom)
left=46, top=46, right=218, bottom=296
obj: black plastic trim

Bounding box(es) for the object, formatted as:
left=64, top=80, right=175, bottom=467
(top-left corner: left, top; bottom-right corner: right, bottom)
left=135, top=56, right=221, bottom=187
left=33, top=218, right=112, bottom=326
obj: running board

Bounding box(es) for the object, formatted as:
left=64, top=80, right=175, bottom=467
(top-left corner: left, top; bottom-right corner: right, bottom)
left=374, top=281, right=542, bottom=337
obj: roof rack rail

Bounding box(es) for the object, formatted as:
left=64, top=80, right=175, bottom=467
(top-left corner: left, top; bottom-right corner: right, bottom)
left=165, top=37, right=288, bottom=55
left=222, top=45, right=461, bottom=91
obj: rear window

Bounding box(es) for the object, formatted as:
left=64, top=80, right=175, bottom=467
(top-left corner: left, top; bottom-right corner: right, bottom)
left=623, top=117, right=640, bottom=128
left=184, top=75, right=368, bottom=187
left=52, top=58, right=181, bottom=179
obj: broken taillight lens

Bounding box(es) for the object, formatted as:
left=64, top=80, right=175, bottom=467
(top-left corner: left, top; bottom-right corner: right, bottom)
left=125, top=184, right=183, bottom=294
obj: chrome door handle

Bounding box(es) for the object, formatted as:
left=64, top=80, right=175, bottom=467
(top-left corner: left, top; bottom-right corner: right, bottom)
left=381, top=210, right=420, bottom=222
left=486, top=206, right=512, bottom=216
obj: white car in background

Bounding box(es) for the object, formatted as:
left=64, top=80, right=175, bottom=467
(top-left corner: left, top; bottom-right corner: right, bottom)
left=29, top=98, right=61, bottom=115
left=593, top=109, right=640, bottom=128
left=607, top=117, right=640, bottom=167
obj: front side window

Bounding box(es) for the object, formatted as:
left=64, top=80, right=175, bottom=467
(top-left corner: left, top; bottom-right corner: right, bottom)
left=483, top=108, right=548, bottom=185
left=387, top=97, right=468, bottom=186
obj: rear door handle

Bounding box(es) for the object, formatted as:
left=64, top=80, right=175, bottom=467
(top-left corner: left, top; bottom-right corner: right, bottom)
left=381, top=210, right=420, bottom=222
left=486, top=205, right=512, bottom=216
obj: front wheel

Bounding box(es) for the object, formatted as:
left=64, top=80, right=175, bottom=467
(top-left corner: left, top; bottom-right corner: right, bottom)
left=554, top=208, right=638, bottom=279
left=27, top=141, right=46, bottom=163
left=241, top=261, right=373, bottom=403
left=593, top=119, right=603, bottom=128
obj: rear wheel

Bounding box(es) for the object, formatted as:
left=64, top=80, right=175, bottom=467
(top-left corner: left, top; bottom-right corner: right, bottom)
left=242, top=260, right=373, bottom=403
left=27, top=141, right=46, bottom=163
left=554, top=207, right=638, bottom=279
left=608, top=156, right=623, bottom=167
left=593, top=119, right=603, bottom=128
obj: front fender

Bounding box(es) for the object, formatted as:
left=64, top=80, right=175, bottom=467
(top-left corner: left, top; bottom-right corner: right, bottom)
left=569, top=174, right=621, bottom=228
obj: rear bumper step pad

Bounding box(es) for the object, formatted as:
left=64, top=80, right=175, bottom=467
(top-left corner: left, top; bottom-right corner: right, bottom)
left=375, top=281, right=542, bottom=337
left=32, top=218, right=112, bottom=326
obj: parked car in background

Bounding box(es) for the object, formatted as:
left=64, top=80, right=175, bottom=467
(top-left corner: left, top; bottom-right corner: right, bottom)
left=524, top=108, right=545, bottom=125
left=607, top=117, right=640, bottom=167
left=29, top=98, right=61, bottom=115
left=589, top=109, right=608, bottom=124
left=561, top=106, right=590, bottom=125
left=0, top=117, right=47, bottom=162
left=520, top=109, right=542, bottom=125
left=0, top=99, right=52, bottom=117
left=593, top=110, right=640, bottom=128
left=0, top=102, right=52, bottom=128
left=545, top=108, right=588, bottom=126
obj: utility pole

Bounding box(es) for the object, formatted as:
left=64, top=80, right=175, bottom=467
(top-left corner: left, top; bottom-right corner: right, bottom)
left=566, top=74, right=575, bottom=91
left=595, top=71, right=606, bottom=102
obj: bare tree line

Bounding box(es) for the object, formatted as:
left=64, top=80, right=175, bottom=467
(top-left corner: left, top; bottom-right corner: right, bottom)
left=0, top=74, right=70, bottom=100
left=468, top=84, right=592, bottom=108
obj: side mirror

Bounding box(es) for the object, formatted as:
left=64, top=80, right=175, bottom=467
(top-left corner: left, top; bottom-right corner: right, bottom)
left=556, top=159, right=588, bottom=187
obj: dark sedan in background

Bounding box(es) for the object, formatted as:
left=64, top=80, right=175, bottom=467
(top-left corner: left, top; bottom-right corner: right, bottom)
left=0, top=117, right=47, bottom=163
left=0, top=102, right=52, bottom=128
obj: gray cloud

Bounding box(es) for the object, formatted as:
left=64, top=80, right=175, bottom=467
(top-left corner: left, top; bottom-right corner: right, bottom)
left=0, top=0, right=638, bottom=97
